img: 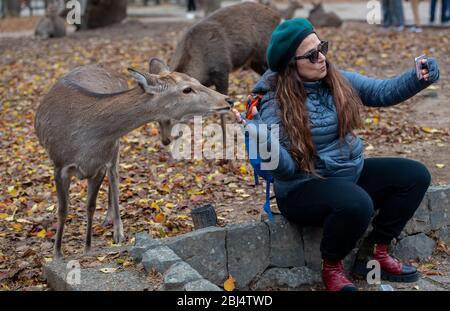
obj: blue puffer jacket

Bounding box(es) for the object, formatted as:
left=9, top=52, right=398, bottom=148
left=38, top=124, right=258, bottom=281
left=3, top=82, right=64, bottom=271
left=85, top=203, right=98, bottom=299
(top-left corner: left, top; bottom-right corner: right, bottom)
left=245, top=59, right=440, bottom=199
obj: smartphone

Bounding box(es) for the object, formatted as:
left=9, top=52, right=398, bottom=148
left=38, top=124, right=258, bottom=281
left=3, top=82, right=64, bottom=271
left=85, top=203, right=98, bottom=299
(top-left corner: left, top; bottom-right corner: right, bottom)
left=415, top=54, right=428, bottom=80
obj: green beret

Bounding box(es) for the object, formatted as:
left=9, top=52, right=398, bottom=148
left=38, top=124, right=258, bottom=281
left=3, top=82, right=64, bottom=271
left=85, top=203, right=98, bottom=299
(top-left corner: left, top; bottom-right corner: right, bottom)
left=266, top=18, right=315, bottom=72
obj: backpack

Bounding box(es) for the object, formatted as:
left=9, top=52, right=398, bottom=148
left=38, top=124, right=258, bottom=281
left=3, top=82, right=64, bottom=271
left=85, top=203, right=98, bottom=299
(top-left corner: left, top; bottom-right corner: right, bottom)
left=244, top=93, right=276, bottom=221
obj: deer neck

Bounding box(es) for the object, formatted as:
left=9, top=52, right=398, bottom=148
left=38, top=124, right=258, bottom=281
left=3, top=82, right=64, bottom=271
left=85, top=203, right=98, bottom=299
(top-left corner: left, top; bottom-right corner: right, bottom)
left=87, top=87, right=166, bottom=142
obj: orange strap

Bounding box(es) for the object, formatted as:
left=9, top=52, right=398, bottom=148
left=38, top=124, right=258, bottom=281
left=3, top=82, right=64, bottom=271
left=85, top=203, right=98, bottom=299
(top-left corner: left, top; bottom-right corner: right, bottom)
left=246, top=94, right=263, bottom=120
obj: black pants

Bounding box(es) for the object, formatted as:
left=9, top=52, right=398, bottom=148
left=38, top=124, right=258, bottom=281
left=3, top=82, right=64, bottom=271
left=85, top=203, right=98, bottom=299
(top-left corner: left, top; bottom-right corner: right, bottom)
left=276, top=157, right=431, bottom=262
left=187, top=0, right=196, bottom=11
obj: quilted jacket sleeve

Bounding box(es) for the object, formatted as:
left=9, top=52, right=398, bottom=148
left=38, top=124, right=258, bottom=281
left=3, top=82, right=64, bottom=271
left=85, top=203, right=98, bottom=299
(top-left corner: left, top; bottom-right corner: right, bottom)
left=340, top=58, right=440, bottom=107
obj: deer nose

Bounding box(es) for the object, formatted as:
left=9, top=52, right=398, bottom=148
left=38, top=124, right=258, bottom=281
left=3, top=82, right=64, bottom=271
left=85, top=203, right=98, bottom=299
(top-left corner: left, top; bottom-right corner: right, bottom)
left=161, top=138, right=171, bottom=146
left=225, top=98, right=235, bottom=107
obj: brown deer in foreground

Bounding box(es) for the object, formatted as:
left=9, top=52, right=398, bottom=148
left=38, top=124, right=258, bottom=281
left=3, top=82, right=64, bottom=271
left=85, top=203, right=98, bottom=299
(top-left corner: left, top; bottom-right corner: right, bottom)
left=159, top=2, right=281, bottom=148
left=34, top=58, right=234, bottom=259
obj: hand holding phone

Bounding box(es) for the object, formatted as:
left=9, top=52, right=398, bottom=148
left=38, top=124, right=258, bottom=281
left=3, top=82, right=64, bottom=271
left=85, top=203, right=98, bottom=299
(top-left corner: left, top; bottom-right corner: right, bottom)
left=415, top=55, right=430, bottom=81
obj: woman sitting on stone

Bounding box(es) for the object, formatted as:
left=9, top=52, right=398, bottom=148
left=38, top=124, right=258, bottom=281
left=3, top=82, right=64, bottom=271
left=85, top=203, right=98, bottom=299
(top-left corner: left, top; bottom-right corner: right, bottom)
left=231, top=18, right=440, bottom=291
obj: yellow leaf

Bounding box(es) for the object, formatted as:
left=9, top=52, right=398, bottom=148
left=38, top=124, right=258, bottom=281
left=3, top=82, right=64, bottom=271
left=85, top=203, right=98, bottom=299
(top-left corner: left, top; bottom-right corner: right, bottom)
left=436, top=164, right=445, bottom=169
left=224, top=276, right=236, bottom=291
left=159, top=185, right=171, bottom=193
left=12, top=224, right=22, bottom=231
left=116, top=259, right=125, bottom=265
left=239, top=164, right=247, bottom=174
left=421, top=127, right=438, bottom=134
left=36, top=229, right=47, bottom=238
left=175, top=214, right=189, bottom=220
left=150, top=202, right=160, bottom=212
left=0, top=213, right=8, bottom=220
left=354, top=58, right=364, bottom=65
left=165, top=203, right=175, bottom=209
left=99, top=268, right=117, bottom=273
left=122, top=261, right=132, bottom=268
left=155, top=213, right=166, bottom=223
left=7, top=186, right=17, bottom=197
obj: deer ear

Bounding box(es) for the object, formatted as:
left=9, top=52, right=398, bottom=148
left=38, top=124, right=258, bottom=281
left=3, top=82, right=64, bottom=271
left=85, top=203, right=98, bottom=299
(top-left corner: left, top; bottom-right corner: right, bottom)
left=149, top=58, right=170, bottom=75
left=128, top=68, right=149, bottom=89
left=128, top=68, right=164, bottom=94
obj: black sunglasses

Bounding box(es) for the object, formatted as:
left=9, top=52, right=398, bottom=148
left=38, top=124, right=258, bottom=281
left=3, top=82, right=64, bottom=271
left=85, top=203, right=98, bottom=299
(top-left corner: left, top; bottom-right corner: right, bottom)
left=294, top=41, right=329, bottom=63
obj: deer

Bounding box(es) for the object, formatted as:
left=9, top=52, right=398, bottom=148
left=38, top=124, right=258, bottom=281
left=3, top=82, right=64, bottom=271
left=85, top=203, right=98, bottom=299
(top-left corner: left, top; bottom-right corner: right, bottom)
left=159, top=1, right=281, bottom=149
left=308, top=2, right=342, bottom=27
left=279, top=0, right=303, bottom=20
left=34, top=0, right=66, bottom=38
left=34, top=58, right=234, bottom=259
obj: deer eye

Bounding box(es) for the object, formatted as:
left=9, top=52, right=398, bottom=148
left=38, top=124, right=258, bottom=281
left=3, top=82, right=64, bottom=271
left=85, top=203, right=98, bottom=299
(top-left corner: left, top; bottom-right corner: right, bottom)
left=183, top=87, right=193, bottom=94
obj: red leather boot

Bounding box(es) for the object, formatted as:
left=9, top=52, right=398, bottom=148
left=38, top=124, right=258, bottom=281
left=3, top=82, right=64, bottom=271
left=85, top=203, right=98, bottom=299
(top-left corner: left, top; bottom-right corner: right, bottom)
left=322, top=259, right=358, bottom=291
left=353, top=241, right=419, bottom=282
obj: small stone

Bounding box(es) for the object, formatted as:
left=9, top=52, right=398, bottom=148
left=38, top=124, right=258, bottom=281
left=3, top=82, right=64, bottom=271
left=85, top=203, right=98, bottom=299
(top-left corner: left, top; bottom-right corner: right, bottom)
left=163, top=262, right=203, bottom=291
left=393, top=233, right=436, bottom=260
left=130, top=234, right=162, bottom=263
left=141, top=246, right=181, bottom=274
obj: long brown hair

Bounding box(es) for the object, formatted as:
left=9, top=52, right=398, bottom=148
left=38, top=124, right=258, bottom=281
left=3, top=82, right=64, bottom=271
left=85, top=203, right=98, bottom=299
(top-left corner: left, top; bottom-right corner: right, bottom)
left=275, top=60, right=363, bottom=178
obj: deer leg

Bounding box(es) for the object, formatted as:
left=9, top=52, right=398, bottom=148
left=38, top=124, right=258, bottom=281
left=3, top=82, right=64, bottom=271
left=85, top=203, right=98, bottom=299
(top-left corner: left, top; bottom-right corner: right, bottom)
left=102, top=147, right=119, bottom=228
left=85, top=168, right=106, bottom=254
left=101, top=182, right=114, bottom=227
left=53, top=167, right=71, bottom=260
left=107, top=153, right=124, bottom=244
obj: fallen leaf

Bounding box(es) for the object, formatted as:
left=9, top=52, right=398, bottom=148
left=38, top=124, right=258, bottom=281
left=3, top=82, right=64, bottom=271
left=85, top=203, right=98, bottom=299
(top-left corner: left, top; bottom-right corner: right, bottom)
left=150, top=202, right=160, bottom=212
left=436, top=164, right=445, bottom=169
left=99, top=268, right=117, bottom=274
left=36, top=229, right=46, bottom=238
left=155, top=213, right=165, bottom=223
left=224, top=276, right=235, bottom=291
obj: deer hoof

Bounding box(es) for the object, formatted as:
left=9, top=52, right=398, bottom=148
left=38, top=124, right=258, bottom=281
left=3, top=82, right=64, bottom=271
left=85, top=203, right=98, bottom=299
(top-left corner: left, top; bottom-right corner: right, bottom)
left=102, top=217, right=113, bottom=227
left=113, top=225, right=124, bottom=244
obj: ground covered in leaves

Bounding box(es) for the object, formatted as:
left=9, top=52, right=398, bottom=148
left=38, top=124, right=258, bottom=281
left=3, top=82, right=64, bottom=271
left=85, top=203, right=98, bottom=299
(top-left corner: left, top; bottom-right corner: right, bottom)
left=0, top=18, right=449, bottom=290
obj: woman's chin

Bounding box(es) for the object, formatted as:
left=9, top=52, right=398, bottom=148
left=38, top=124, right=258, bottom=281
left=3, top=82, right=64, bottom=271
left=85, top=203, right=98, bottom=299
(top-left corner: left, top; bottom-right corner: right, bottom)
left=319, top=70, right=327, bottom=79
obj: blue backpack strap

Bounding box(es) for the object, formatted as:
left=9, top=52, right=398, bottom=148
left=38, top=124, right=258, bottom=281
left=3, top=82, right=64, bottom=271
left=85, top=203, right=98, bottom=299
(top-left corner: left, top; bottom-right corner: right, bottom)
left=263, top=176, right=274, bottom=221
